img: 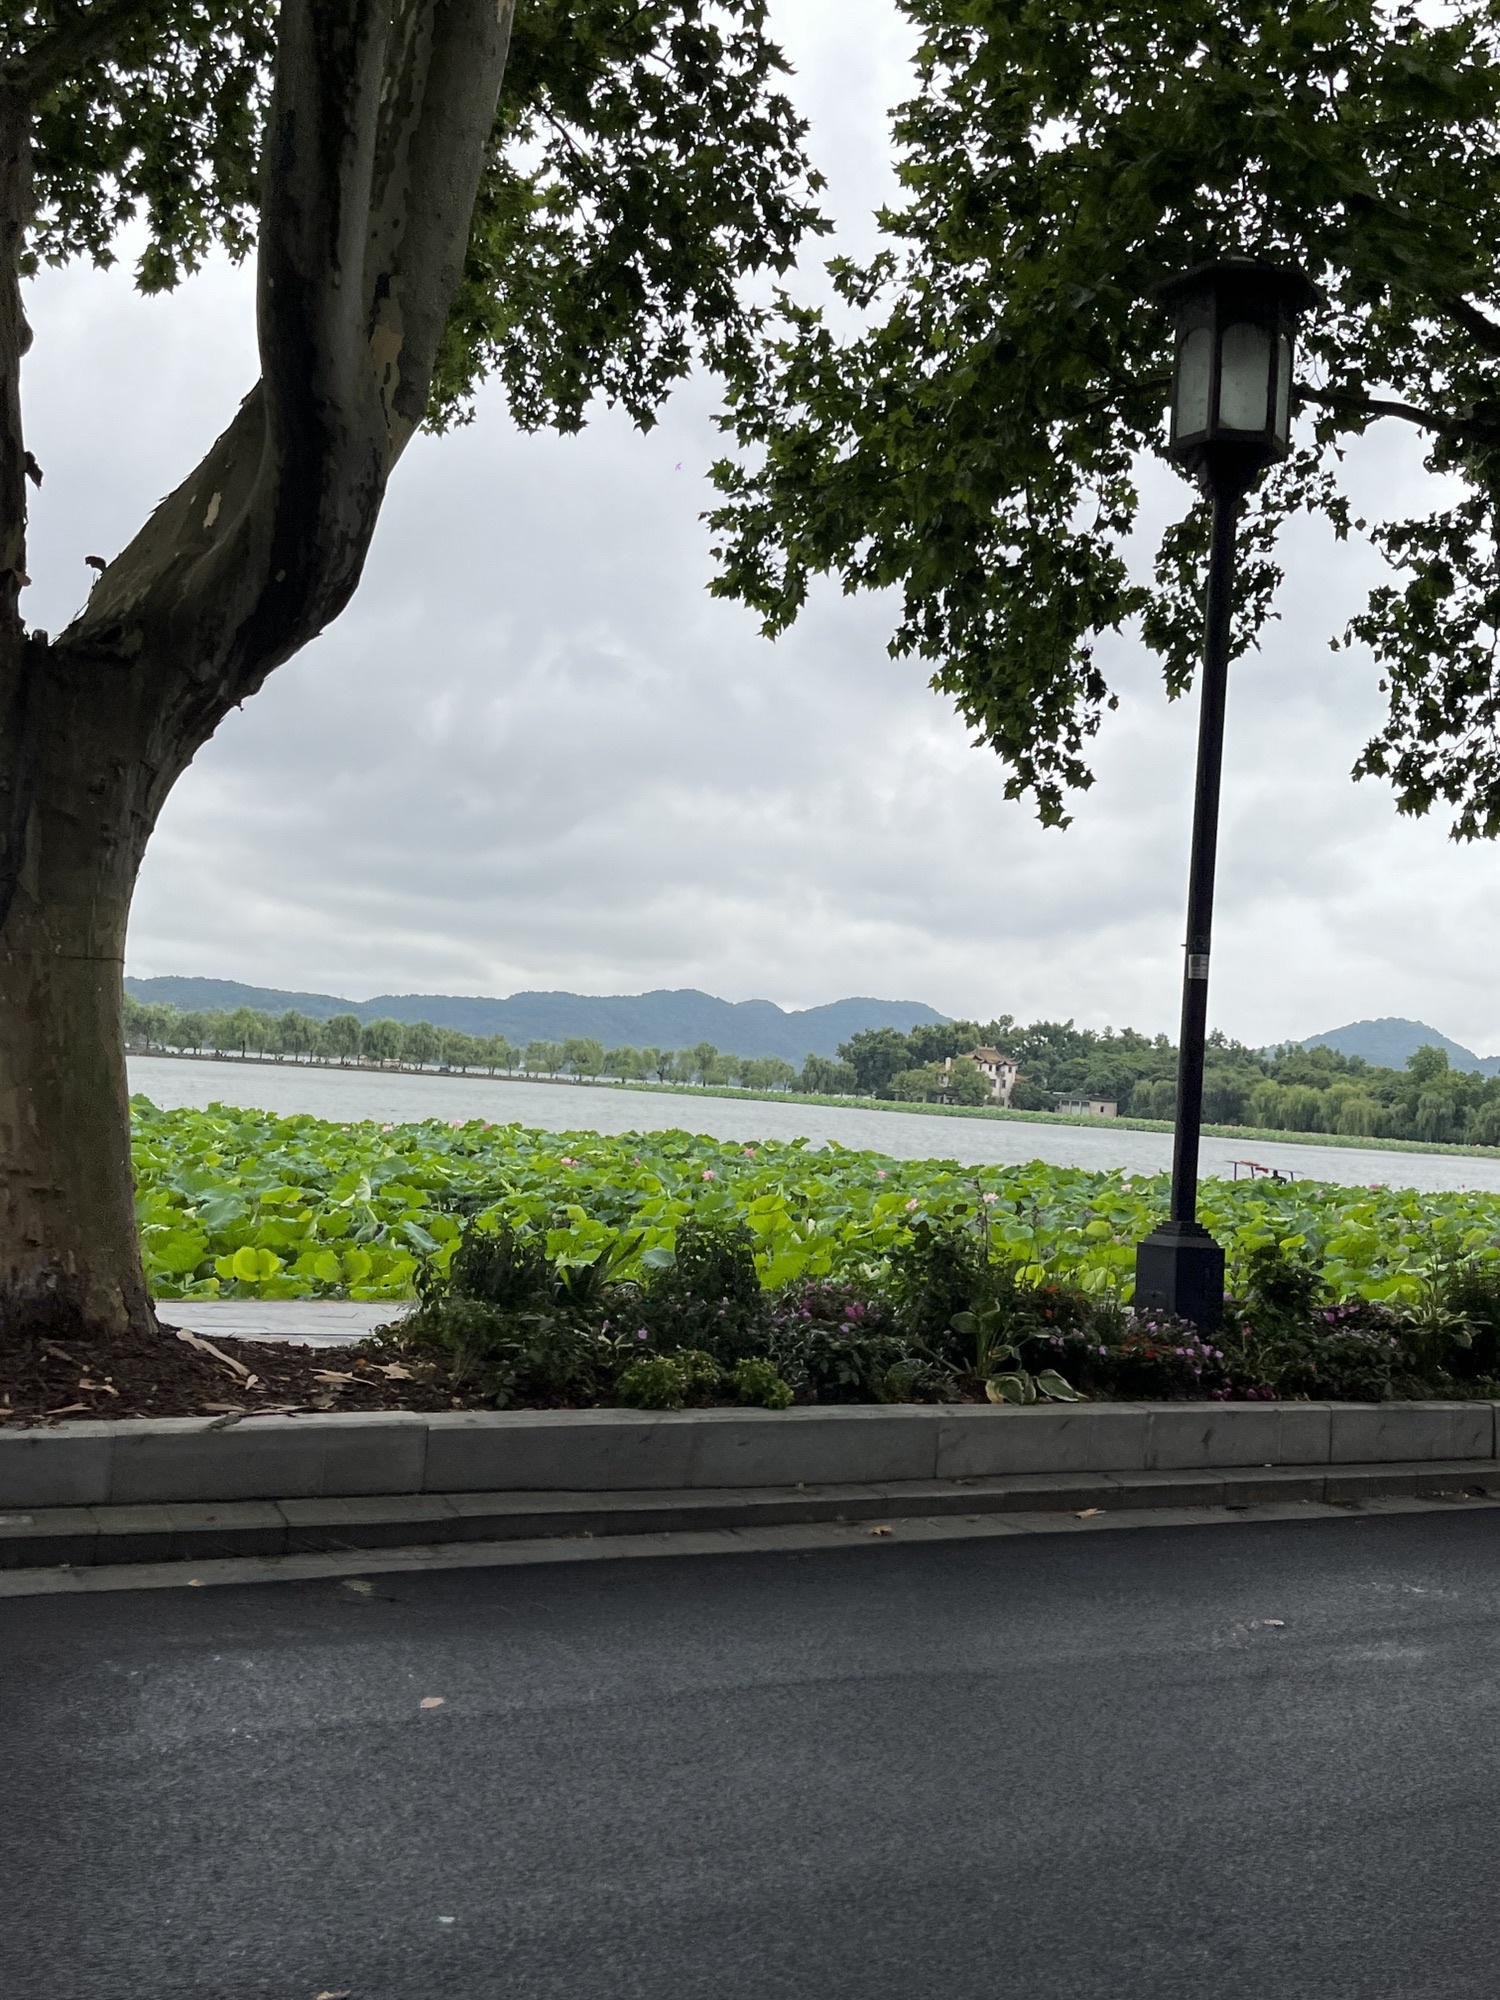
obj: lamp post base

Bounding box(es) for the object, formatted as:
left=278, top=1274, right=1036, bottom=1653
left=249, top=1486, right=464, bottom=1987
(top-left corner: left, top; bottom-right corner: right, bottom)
left=1134, top=1221, right=1225, bottom=1329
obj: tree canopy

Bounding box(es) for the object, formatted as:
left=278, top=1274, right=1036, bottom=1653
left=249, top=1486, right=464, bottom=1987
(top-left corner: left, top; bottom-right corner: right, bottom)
left=708, top=0, right=1500, bottom=834
left=11, top=0, right=825, bottom=428
left=0, top=0, right=830, bottom=1346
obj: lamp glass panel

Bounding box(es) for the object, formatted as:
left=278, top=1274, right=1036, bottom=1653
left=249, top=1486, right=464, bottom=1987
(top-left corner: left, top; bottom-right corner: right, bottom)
left=1274, top=331, right=1292, bottom=441
left=1174, top=325, right=1213, bottom=438
left=1218, top=321, right=1272, bottom=431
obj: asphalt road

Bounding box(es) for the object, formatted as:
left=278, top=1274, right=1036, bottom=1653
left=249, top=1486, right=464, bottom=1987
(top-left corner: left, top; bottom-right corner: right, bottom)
left=5, top=1515, right=1500, bottom=1999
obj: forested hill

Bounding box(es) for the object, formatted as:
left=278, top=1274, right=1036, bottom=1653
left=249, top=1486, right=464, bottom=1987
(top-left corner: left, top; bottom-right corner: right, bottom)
left=121, top=978, right=945, bottom=1063
left=1301, top=1017, right=1500, bottom=1077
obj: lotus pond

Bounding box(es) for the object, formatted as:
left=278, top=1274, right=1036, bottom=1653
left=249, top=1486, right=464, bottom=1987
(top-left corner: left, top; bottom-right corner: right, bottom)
left=134, top=1100, right=1500, bottom=1306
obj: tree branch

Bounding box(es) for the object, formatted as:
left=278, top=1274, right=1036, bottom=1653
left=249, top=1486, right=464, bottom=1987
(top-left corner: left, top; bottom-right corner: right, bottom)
left=1436, top=293, right=1500, bottom=360
left=5, top=0, right=162, bottom=102
left=53, top=0, right=516, bottom=809
left=1298, top=384, right=1456, bottom=433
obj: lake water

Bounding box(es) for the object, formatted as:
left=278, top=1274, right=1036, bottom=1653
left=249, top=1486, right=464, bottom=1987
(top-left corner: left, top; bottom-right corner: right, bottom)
left=126, top=1055, right=1500, bottom=1196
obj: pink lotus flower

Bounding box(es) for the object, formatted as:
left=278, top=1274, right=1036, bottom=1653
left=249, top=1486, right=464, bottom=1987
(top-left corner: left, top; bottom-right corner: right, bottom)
left=702, top=1169, right=716, bottom=1180
left=905, top=1199, right=919, bottom=1211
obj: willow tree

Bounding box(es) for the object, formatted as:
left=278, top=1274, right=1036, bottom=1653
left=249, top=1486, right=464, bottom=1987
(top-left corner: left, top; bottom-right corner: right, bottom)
left=0, top=0, right=822, bottom=1343
left=710, top=0, right=1500, bottom=825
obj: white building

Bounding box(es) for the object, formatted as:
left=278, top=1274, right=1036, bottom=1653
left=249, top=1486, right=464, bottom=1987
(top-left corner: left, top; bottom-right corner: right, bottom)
left=942, top=1047, right=1020, bottom=1105
left=1056, top=1094, right=1118, bottom=1118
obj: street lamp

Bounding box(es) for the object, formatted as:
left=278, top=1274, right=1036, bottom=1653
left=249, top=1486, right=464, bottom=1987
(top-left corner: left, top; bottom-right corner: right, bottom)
left=1134, top=259, right=1321, bottom=1328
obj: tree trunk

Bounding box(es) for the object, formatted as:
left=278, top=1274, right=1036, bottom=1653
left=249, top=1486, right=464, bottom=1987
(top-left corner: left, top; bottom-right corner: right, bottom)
left=0, top=0, right=515, bottom=1350
left=0, top=615, right=180, bottom=1341
left=0, top=777, right=152, bottom=1342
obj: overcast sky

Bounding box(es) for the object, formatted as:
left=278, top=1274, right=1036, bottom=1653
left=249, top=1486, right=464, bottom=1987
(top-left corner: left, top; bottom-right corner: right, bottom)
left=19, top=1, right=1500, bottom=1053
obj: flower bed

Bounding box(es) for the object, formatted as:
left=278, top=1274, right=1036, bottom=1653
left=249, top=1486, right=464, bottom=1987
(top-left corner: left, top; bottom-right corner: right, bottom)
left=4, top=1102, right=1487, bottom=1424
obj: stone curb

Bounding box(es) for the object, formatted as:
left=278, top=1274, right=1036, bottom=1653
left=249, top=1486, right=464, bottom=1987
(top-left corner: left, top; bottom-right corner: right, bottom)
left=1, top=1400, right=1496, bottom=1511
left=3, top=1459, right=1498, bottom=1570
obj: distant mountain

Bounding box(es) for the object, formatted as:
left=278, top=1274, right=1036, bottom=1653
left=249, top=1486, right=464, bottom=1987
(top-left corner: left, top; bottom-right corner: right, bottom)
left=123, top=977, right=947, bottom=1063
left=1301, top=1016, right=1500, bottom=1077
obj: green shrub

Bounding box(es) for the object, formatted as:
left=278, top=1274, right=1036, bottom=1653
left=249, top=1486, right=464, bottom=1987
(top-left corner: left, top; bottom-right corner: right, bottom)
left=1238, top=1240, right=1324, bottom=1323
left=767, top=1281, right=918, bottom=1400
left=887, top=1221, right=991, bottom=1351
left=870, top=1355, right=951, bottom=1403
left=730, top=1356, right=794, bottom=1409
left=616, top=1355, right=690, bottom=1408
left=1221, top=1301, right=1409, bottom=1401
left=616, top=1349, right=722, bottom=1410
left=635, top=1219, right=769, bottom=1361
left=442, top=1217, right=552, bottom=1309
left=376, top=1297, right=614, bottom=1406
left=1436, top=1261, right=1500, bottom=1378
left=371, top=1190, right=1499, bottom=1409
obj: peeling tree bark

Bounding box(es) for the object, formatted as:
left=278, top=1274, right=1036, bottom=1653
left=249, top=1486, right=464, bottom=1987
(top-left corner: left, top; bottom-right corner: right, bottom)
left=0, top=0, right=515, bottom=1344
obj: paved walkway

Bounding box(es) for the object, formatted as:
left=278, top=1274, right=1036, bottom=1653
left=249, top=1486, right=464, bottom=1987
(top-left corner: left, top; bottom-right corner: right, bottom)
left=5, top=1511, right=1500, bottom=1997
left=156, top=1298, right=408, bottom=1349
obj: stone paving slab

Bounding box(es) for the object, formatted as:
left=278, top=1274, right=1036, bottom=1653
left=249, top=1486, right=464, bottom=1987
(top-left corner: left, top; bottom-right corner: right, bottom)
left=151, top=1299, right=411, bottom=1349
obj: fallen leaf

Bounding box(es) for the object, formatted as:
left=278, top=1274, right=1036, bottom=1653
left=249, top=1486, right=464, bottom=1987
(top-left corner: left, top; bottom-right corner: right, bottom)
left=868, top=1525, right=892, bottom=1537
left=1075, top=1507, right=1103, bottom=1519
left=378, top=1363, right=413, bottom=1381
left=315, top=1989, right=353, bottom=1998
left=78, top=1378, right=119, bottom=1396
left=1263, top=1618, right=1286, bottom=1628
left=43, top=1403, right=88, bottom=1417
left=419, top=1696, right=445, bottom=1709
left=175, top=1328, right=252, bottom=1381
left=186, top=1578, right=204, bottom=1587
left=313, top=1371, right=358, bottom=1386
left=343, top=1579, right=373, bottom=1596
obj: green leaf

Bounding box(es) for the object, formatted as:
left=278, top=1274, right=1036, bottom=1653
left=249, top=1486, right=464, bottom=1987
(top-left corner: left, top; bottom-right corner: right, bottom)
left=149, top=1229, right=209, bottom=1277
left=1034, top=1370, right=1085, bottom=1403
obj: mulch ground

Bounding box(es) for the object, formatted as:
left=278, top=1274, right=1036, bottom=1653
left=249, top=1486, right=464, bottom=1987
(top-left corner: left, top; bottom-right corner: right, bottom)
left=0, top=1319, right=486, bottom=1426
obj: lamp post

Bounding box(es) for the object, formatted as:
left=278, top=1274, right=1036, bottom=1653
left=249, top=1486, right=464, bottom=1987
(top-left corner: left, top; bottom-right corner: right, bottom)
left=1134, top=260, right=1320, bottom=1329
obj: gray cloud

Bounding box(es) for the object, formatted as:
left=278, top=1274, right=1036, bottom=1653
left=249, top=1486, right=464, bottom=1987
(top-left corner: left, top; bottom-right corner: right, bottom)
left=18, top=1, right=1500, bottom=1053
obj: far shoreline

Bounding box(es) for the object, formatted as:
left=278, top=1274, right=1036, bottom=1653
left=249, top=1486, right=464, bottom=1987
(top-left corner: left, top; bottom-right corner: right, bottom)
left=124, top=1045, right=1500, bottom=1164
